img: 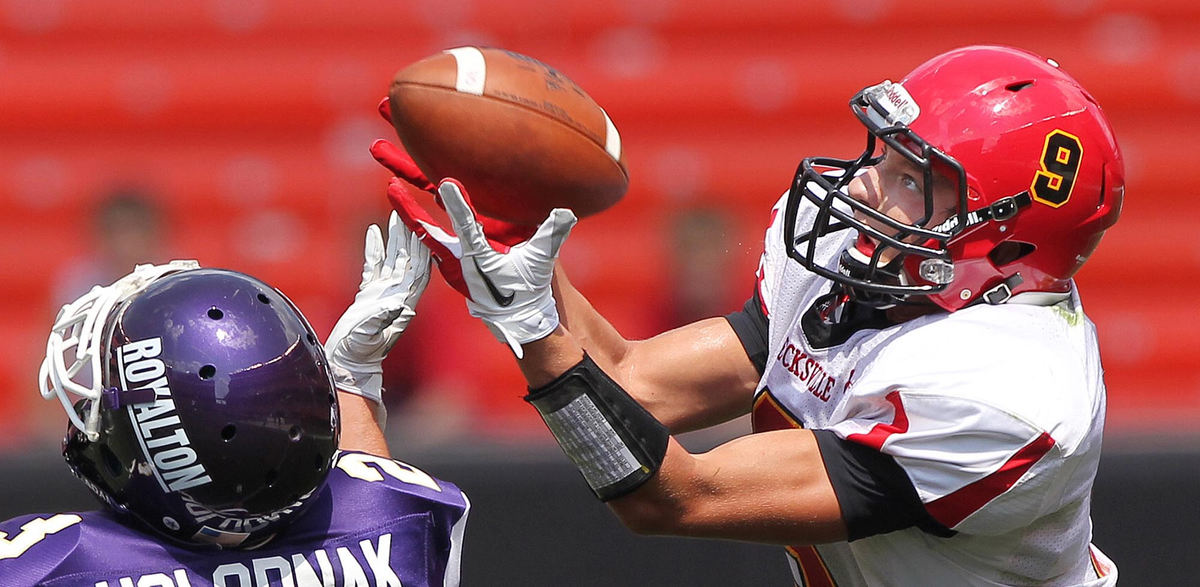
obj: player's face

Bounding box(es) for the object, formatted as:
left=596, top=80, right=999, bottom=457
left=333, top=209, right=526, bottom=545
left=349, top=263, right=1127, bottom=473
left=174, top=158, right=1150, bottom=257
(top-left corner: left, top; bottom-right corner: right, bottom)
left=846, top=148, right=959, bottom=265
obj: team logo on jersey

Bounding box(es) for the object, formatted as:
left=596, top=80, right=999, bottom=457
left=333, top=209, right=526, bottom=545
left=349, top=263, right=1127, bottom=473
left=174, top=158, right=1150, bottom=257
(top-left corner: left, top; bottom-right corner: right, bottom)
left=118, top=338, right=213, bottom=493
left=775, top=342, right=839, bottom=402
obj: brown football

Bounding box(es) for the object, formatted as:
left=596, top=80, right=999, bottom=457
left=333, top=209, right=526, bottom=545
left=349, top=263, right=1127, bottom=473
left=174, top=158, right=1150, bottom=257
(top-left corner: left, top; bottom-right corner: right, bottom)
left=388, top=46, right=628, bottom=226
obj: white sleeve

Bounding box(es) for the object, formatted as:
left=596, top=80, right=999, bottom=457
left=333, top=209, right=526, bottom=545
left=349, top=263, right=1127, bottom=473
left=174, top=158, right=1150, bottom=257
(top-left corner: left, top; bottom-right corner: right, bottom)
left=753, top=191, right=791, bottom=319
left=826, top=390, right=1062, bottom=536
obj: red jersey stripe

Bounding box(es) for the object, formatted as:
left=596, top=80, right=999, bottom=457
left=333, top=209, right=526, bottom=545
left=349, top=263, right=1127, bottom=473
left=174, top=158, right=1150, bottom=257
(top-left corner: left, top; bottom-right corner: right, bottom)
left=925, top=432, right=1057, bottom=528
left=786, top=545, right=837, bottom=587
left=844, top=391, right=909, bottom=450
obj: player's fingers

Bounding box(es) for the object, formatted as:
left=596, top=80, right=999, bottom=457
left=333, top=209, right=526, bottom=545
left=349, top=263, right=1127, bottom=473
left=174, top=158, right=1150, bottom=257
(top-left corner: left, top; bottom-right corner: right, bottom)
left=403, top=220, right=432, bottom=282
left=526, top=208, right=578, bottom=261
left=387, top=179, right=474, bottom=299
left=387, top=177, right=443, bottom=233
left=388, top=179, right=459, bottom=260
left=361, top=223, right=385, bottom=288
left=437, top=179, right=490, bottom=254
left=370, top=139, right=436, bottom=192
left=377, top=97, right=393, bottom=124
left=381, top=210, right=405, bottom=279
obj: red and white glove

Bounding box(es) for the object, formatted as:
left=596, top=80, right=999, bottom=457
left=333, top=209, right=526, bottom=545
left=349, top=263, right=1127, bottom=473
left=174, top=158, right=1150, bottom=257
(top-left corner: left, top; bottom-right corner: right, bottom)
left=371, top=97, right=536, bottom=248
left=391, top=177, right=577, bottom=358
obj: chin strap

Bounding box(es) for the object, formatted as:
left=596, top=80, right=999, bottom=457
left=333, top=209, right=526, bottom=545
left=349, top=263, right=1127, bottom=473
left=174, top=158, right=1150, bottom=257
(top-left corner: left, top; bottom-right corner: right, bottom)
left=969, top=273, right=1025, bottom=307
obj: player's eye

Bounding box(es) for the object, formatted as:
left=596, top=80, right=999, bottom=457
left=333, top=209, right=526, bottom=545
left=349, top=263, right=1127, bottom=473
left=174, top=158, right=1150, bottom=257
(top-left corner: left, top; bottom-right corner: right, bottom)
left=900, top=174, right=921, bottom=192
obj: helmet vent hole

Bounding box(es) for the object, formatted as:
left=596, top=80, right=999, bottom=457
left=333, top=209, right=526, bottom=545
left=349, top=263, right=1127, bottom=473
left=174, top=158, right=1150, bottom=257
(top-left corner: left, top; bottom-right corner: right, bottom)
left=264, top=469, right=278, bottom=487
left=257, top=293, right=271, bottom=304
left=306, top=333, right=318, bottom=345
left=199, top=365, right=217, bottom=380
left=989, top=241, right=1036, bottom=266
left=207, top=307, right=223, bottom=320
left=288, top=425, right=303, bottom=441
left=221, top=424, right=237, bottom=441
left=1005, top=80, right=1034, bottom=92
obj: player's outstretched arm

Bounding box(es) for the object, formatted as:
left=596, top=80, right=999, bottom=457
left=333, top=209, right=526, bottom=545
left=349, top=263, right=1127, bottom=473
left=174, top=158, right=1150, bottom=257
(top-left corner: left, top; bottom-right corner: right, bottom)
left=391, top=186, right=846, bottom=543
left=553, top=265, right=760, bottom=433
left=371, top=130, right=758, bottom=432
left=518, top=327, right=847, bottom=545
left=386, top=171, right=760, bottom=432
left=325, top=212, right=432, bottom=456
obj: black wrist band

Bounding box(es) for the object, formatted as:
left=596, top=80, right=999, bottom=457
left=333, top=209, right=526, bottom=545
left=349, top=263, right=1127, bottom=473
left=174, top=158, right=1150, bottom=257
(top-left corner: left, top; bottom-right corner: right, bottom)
left=524, top=354, right=670, bottom=501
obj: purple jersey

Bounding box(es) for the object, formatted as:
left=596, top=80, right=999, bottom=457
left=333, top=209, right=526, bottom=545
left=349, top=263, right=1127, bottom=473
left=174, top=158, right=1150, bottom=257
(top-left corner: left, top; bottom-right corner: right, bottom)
left=0, top=451, right=469, bottom=587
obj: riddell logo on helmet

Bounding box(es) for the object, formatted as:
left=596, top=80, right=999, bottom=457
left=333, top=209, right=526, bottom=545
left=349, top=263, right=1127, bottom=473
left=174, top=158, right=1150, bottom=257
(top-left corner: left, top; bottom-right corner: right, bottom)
left=118, top=338, right=213, bottom=493
left=181, top=489, right=314, bottom=536
left=884, top=85, right=908, bottom=108
left=868, top=81, right=919, bottom=125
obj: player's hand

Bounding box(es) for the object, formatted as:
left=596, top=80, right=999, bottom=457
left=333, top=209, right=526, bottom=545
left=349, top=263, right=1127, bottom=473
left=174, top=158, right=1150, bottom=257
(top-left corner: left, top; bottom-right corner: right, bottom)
left=372, top=97, right=536, bottom=248
left=391, top=177, right=576, bottom=358
left=325, top=211, right=431, bottom=405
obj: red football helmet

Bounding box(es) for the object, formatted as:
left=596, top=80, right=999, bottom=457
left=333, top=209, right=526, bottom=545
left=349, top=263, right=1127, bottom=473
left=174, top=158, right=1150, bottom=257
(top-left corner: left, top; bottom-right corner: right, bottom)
left=784, top=45, right=1125, bottom=311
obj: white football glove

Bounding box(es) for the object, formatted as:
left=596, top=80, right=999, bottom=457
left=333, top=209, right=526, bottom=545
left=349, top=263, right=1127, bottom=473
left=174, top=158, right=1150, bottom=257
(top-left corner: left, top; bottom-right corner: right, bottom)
left=325, top=211, right=431, bottom=405
left=393, top=179, right=576, bottom=358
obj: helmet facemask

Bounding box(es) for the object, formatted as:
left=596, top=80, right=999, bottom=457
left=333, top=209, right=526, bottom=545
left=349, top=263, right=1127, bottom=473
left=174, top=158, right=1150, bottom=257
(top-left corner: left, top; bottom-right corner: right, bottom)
left=784, top=81, right=970, bottom=310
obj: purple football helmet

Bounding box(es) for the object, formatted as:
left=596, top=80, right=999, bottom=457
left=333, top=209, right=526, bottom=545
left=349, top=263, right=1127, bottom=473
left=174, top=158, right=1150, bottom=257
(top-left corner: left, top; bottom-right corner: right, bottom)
left=40, top=262, right=339, bottom=548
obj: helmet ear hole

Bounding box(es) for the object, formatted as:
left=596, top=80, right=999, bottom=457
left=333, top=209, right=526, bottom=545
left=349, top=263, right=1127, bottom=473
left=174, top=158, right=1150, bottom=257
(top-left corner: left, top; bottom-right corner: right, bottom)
left=989, top=241, right=1036, bottom=267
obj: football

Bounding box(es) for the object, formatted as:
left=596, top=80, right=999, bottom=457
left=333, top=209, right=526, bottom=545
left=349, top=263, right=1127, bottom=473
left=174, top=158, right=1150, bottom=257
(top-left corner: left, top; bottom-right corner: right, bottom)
left=387, top=46, right=628, bottom=226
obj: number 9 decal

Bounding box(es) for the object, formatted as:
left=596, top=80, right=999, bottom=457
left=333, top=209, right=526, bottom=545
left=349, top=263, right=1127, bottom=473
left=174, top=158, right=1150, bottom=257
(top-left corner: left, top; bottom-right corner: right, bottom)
left=1031, top=129, right=1084, bottom=208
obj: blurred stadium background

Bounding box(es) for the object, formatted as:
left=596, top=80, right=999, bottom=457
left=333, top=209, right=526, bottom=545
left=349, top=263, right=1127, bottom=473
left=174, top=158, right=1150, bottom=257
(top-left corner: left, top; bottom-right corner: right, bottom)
left=1, top=0, right=1196, bottom=584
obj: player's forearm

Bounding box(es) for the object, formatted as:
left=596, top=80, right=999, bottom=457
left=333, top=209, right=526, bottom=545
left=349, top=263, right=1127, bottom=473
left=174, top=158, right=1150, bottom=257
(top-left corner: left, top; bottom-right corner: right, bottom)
left=551, top=262, right=632, bottom=370
left=335, top=391, right=391, bottom=457
left=515, top=327, right=586, bottom=388
left=517, top=335, right=844, bottom=545
left=552, top=264, right=756, bottom=431
left=609, top=431, right=848, bottom=545
left=622, top=319, right=758, bottom=432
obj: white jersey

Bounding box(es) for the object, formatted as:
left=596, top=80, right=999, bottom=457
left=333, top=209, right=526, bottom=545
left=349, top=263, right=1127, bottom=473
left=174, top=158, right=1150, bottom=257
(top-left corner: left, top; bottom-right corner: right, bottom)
left=749, top=192, right=1116, bottom=586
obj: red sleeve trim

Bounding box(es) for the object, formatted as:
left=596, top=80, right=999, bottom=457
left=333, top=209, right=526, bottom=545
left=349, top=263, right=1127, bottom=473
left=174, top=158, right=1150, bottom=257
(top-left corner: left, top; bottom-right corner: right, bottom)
left=924, top=432, right=1056, bottom=528
left=1089, top=545, right=1112, bottom=578
left=755, top=207, right=781, bottom=318
left=754, top=259, right=770, bottom=318
left=844, top=391, right=909, bottom=451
